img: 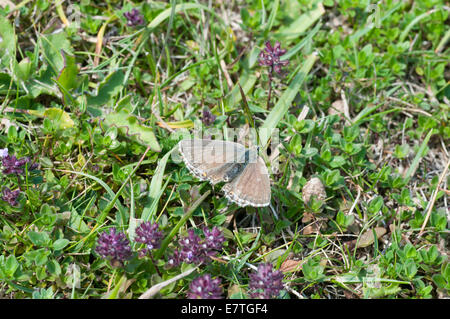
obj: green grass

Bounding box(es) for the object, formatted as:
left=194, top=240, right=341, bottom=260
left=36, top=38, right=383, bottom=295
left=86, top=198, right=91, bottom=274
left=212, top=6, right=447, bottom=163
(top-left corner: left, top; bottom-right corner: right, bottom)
left=0, top=0, right=448, bottom=299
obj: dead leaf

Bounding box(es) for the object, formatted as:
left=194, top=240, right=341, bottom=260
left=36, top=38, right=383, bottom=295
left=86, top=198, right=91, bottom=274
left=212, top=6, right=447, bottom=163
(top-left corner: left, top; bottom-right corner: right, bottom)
left=355, top=227, right=387, bottom=248
left=280, top=259, right=303, bottom=273
left=319, top=259, right=328, bottom=268
left=227, top=284, right=246, bottom=298
left=302, top=224, right=319, bottom=235
left=209, top=256, right=228, bottom=264
left=328, top=99, right=345, bottom=117
left=302, top=212, right=314, bottom=223
left=302, top=213, right=325, bottom=235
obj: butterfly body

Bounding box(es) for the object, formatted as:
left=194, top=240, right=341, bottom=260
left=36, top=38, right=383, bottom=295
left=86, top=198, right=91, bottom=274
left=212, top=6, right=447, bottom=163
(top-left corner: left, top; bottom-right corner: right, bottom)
left=223, top=149, right=253, bottom=182
left=178, top=139, right=271, bottom=207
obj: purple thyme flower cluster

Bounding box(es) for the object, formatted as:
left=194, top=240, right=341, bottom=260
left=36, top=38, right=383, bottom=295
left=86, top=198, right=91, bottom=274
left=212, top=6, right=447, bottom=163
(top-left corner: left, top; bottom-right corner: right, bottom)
left=0, top=149, right=38, bottom=206
left=167, top=226, right=225, bottom=267
left=135, top=221, right=163, bottom=257
left=201, top=108, right=216, bottom=126
left=1, top=149, right=38, bottom=175
left=202, top=226, right=225, bottom=251
left=248, top=263, right=284, bottom=299
left=95, top=228, right=132, bottom=267
left=187, top=274, right=223, bottom=299
left=258, top=41, right=289, bottom=76
left=124, top=8, right=145, bottom=26
left=95, top=225, right=224, bottom=270
left=2, top=187, right=21, bottom=206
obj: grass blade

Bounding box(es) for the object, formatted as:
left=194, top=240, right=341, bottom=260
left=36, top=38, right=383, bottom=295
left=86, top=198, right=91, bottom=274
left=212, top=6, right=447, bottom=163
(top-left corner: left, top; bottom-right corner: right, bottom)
left=265, top=0, right=280, bottom=33
left=148, top=3, right=220, bottom=29
left=225, top=70, right=258, bottom=110
left=139, top=267, right=197, bottom=299
left=275, top=2, right=324, bottom=40
left=281, top=22, right=321, bottom=61
left=404, top=130, right=433, bottom=183
left=141, top=148, right=175, bottom=221
left=399, top=9, right=438, bottom=43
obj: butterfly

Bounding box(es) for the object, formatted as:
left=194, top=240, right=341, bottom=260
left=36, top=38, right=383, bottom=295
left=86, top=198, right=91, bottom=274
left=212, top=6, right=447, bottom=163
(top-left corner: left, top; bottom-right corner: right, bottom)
left=178, top=139, right=271, bottom=207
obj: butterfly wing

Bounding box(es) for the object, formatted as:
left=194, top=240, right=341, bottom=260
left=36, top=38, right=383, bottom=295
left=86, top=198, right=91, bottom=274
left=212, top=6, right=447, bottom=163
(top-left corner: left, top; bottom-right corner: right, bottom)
left=178, top=139, right=247, bottom=185
left=222, top=156, right=271, bottom=207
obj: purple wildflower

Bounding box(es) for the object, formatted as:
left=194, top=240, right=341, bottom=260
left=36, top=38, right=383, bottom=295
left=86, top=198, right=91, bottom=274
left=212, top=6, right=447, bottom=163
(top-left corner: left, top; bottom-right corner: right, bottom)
left=124, top=8, right=145, bottom=27
left=187, top=274, right=223, bottom=299
left=2, top=187, right=20, bottom=206
left=0, top=148, right=8, bottom=158
left=201, top=108, right=216, bottom=126
left=167, top=249, right=182, bottom=267
left=135, top=221, right=163, bottom=257
left=2, top=154, right=38, bottom=175
left=95, top=228, right=132, bottom=267
left=248, top=263, right=284, bottom=299
left=258, top=41, right=289, bottom=76
left=202, top=226, right=225, bottom=252
left=178, top=229, right=204, bottom=264
left=167, top=227, right=225, bottom=267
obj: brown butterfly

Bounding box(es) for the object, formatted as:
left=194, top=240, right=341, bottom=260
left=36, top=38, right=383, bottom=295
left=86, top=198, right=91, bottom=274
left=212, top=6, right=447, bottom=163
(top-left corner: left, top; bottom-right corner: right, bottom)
left=178, top=139, right=271, bottom=207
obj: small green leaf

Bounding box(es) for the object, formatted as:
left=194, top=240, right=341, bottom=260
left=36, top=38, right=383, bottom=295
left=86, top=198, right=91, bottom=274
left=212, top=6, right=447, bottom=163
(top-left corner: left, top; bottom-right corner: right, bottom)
left=16, top=58, right=32, bottom=81
left=403, top=259, right=418, bottom=279
left=0, top=16, right=17, bottom=68
left=52, top=238, right=69, bottom=251
left=302, top=147, right=318, bottom=158
left=229, top=291, right=247, bottom=299
left=404, top=243, right=417, bottom=259
left=330, top=156, right=346, bottom=168
left=302, top=258, right=325, bottom=282
left=39, top=157, right=54, bottom=168
left=104, top=109, right=161, bottom=152
left=368, top=196, right=384, bottom=214
left=7, top=125, right=18, bottom=142
left=295, top=119, right=315, bottom=133
left=40, top=32, right=72, bottom=73
left=55, top=51, right=79, bottom=98
left=28, top=108, right=74, bottom=130
left=320, top=147, right=332, bottom=162
left=87, top=70, right=125, bottom=107
left=4, top=255, right=19, bottom=278
left=210, top=214, right=227, bottom=226
left=432, top=274, right=446, bottom=289
left=393, top=144, right=410, bottom=159
left=289, top=134, right=302, bottom=155
left=68, top=208, right=90, bottom=233
left=35, top=252, right=49, bottom=267
left=442, top=263, right=450, bottom=280
left=46, top=259, right=62, bottom=276
left=28, top=231, right=51, bottom=247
